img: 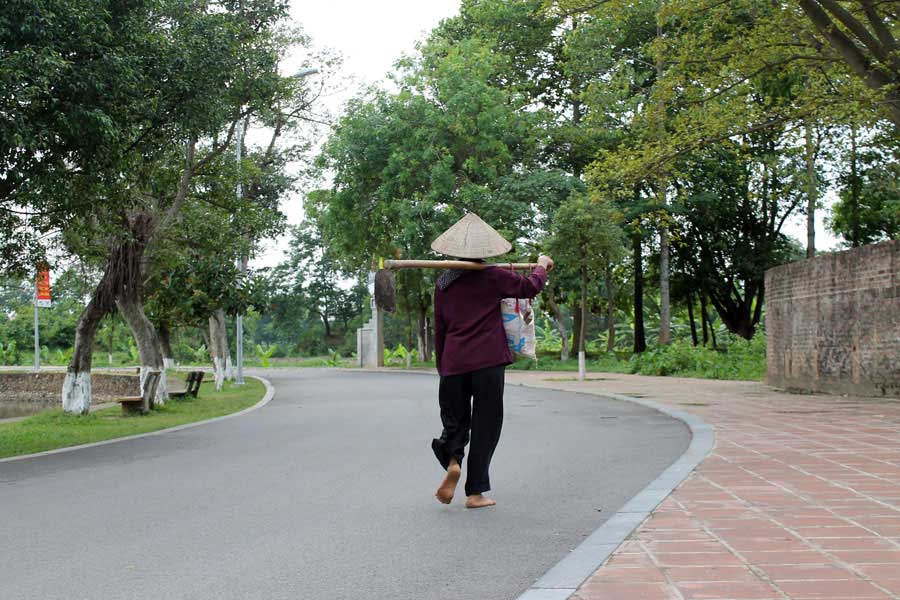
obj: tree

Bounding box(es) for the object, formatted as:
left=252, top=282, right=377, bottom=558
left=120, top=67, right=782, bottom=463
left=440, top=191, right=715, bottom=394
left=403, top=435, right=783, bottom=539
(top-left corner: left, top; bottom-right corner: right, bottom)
left=549, top=194, right=626, bottom=380
left=309, top=37, right=553, bottom=352
left=670, top=138, right=805, bottom=339
left=829, top=134, right=900, bottom=245
left=1, top=0, right=175, bottom=273
left=797, top=0, right=900, bottom=129
left=45, top=0, right=297, bottom=413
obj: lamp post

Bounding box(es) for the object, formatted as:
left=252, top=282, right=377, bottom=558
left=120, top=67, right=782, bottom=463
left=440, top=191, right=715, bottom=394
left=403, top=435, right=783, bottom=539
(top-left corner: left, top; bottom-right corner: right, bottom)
left=235, top=66, right=318, bottom=385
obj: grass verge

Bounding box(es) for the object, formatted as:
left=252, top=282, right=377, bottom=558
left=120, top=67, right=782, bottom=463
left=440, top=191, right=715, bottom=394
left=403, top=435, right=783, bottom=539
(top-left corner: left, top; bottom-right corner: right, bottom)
left=0, top=377, right=265, bottom=459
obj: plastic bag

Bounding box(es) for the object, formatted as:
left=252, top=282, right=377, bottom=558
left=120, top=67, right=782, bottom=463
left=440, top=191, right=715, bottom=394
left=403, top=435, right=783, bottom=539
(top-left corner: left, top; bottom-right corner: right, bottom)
left=501, top=298, right=536, bottom=359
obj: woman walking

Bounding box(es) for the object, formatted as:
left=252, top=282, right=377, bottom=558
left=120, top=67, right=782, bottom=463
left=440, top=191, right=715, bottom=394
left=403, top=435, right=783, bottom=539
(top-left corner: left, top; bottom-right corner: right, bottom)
left=429, top=213, right=553, bottom=508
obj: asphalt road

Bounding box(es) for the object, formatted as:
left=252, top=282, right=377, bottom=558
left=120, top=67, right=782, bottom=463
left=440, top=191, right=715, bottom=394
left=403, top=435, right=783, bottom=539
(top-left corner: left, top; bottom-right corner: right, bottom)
left=0, top=369, right=689, bottom=600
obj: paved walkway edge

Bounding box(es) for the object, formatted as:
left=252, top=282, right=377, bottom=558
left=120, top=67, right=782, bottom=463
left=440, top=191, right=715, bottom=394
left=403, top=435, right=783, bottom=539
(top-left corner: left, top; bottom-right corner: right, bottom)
left=514, top=389, right=716, bottom=600
left=0, top=376, right=275, bottom=464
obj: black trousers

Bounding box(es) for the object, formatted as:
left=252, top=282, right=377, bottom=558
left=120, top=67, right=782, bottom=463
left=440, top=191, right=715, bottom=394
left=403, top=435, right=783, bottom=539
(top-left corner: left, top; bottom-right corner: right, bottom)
left=431, top=365, right=505, bottom=496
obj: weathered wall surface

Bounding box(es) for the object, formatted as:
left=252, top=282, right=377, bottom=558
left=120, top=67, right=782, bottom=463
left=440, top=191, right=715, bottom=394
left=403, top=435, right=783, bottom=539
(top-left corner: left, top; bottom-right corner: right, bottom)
left=766, top=240, right=900, bottom=397
left=0, top=372, right=140, bottom=417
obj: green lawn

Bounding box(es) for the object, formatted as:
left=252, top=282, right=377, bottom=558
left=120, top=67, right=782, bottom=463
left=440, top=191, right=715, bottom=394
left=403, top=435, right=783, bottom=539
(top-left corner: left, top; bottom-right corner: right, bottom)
left=0, top=376, right=265, bottom=459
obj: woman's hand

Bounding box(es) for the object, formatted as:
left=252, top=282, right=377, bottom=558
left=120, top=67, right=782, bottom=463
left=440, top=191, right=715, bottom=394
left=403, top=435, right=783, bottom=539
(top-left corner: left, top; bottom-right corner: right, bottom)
left=538, top=255, right=554, bottom=272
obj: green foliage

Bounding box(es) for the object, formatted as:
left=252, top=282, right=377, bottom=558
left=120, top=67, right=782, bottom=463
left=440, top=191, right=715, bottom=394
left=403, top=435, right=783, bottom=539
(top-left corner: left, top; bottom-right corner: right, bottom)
left=127, top=340, right=140, bottom=365
left=255, top=343, right=277, bottom=367
left=829, top=134, right=900, bottom=246
left=0, top=340, right=19, bottom=365
left=320, top=349, right=344, bottom=367
left=534, top=315, right=562, bottom=354
left=628, top=334, right=766, bottom=381
left=385, top=343, right=420, bottom=366
left=53, top=347, right=74, bottom=366
left=190, top=344, right=209, bottom=365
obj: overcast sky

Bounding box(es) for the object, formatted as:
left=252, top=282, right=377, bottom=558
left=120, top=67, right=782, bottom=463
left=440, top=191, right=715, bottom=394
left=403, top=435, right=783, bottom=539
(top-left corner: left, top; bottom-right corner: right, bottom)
left=252, top=1, right=462, bottom=267
left=252, top=0, right=838, bottom=268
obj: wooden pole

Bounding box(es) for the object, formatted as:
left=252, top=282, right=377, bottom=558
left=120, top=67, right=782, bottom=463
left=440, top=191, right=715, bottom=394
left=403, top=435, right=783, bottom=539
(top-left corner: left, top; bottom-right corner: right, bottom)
left=384, top=260, right=541, bottom=271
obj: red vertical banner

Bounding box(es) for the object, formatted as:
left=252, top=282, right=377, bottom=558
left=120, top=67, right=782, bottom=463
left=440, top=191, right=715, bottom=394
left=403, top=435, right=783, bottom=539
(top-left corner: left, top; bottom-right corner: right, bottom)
left=36, top=267, right=51, bottom=308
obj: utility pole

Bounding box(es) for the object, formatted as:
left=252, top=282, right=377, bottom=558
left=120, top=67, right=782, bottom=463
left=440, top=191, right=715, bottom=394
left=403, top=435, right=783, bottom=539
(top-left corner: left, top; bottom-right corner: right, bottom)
left=235, top=114, right=246, bottom=385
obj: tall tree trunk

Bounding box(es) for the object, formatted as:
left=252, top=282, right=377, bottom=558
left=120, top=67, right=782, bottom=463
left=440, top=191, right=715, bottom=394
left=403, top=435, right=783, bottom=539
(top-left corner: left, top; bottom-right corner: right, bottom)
left=850, top=124, right=861, bottom=247
left=158, top=321, right=175, bottom=369
left=63, top=294, right=110, bottom=414
left=687, top=293, right=699, bottom=346
left=208, top=310, right=228, bottom=391
left=107, top=317, right=114, bottom=367
left=700, top=293, right=709, bottom=346
left=656, top=19, right=672, bottom=346
left=659, top=226, right=671, bottom=345
left=632, top=231, right=647, bottom=353
left=604, top=264, right=616, bottom=353
left=425, top=316, right=434, bottom=363
left=117, top=296, right=166, bottom=408
left=545, top=292, right=569, bottom=361
left=572, top=300, right=583, bottom=357
left=219, top=311, right=233, bottom=382
left=320, top=313, right=332, bottom=338
left=417, top=307, right=427, bottom=362
left=578, top=270, right=588, bottom=382
left=201, top=327, right=211, bottom=358
left=63, top=221, right=146, bottom=414
left=805, top=121, right=817, bottom=258
left=701, top=294, right=718, bottom=350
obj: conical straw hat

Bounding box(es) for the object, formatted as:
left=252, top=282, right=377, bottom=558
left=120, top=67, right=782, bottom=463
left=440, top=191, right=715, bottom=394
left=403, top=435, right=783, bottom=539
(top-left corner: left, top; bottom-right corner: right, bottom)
left=431, top=213, right=512, bottom=259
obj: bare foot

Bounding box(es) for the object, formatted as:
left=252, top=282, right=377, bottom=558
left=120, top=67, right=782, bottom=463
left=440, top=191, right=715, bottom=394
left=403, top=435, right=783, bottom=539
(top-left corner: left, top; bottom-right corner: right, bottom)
left=435, top=459, right=461, bottom=504
left=465, top=494, right=496, bottom=509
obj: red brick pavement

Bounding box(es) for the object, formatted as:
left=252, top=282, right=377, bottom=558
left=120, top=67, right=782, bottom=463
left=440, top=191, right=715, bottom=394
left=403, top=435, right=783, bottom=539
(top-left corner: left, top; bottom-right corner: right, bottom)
left=506, top=373, right=900, bottom=600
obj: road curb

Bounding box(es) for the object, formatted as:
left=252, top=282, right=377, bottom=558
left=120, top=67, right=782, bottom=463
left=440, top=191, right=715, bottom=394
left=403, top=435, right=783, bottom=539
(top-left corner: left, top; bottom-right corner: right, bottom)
left=514, top=387, right=715, bottom=600
left=0, top=375, right=275, bottom=464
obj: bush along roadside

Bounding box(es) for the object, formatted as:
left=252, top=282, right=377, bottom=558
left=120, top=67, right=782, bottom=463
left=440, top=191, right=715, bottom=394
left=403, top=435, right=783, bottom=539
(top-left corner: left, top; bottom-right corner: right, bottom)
left=0, top=375, right=266, bottom=459
left=627, top=334, right=766, bottom=381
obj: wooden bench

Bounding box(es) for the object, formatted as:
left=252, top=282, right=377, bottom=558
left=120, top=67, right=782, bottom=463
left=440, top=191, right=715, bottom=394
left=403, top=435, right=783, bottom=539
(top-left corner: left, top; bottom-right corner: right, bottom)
left=170, top=371, right=204, bottom=399
left=118, top=370, right=161, bottom=415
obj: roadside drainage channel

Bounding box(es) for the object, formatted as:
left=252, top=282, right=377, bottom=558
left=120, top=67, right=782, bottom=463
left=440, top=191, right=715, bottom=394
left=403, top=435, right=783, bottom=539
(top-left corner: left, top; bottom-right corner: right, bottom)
left=514, top=390, right=715, bottom=600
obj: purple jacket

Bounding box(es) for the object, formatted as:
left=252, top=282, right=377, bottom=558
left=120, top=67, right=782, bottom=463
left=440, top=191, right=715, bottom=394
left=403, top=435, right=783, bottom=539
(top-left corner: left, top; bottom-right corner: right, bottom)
left=434, top=266, right=547, bottom=376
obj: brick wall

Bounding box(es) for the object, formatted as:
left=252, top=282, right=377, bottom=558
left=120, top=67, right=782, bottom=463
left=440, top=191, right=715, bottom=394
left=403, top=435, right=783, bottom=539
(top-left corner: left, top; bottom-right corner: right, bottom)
left=0, top=372, right=140, bottom=417
left=765, top=240, right=900, bottom=397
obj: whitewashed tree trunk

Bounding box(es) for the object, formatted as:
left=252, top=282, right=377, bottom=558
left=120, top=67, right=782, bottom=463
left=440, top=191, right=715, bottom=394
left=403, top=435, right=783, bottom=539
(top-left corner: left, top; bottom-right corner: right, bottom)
left=416, top=308, right=427, bottom=362
left=213, top=357, right=225, bottom=390
left=63, top=290, right=109, bottom=414
left=62, top=371, right=92, bottom=414
left=578, top=351, right=586, bottom=382
left=225, top=355, right=234, bottom=381
left=117, top=297, right=166, bottom=406
left=208, top=311, right=228, bottom=391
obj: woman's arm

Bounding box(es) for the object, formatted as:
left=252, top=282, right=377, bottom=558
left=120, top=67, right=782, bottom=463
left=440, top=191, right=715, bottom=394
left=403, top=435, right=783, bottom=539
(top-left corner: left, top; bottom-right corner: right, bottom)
left=493, top=265, right=548, bottom=299
left=492, top=255, right=553, bottom=299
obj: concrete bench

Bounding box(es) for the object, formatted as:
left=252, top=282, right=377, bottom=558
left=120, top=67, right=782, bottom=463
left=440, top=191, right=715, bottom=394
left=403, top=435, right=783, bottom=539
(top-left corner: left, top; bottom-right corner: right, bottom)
left=170, top=371, right=204, bottom=399
left=118, top=370, right=161, bottom=415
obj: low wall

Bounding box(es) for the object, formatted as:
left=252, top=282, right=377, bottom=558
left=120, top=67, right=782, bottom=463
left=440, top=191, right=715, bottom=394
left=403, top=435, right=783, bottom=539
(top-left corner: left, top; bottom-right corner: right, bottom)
left=765, top=240, right=900, bottom=397
left=0, top=372, right=140, bottom=417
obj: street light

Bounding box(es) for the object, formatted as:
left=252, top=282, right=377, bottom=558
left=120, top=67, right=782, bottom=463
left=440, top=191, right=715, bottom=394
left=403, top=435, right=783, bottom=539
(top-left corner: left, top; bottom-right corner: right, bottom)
left=234, top=66, right=318, bottom=385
